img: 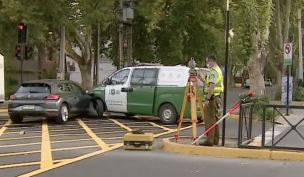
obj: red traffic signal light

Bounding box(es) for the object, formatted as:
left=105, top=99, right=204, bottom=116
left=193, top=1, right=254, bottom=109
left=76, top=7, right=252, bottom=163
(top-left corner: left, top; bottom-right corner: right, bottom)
left=18, top=24, right=24, bottom=31
left=17, top=23, right=28, bottom=45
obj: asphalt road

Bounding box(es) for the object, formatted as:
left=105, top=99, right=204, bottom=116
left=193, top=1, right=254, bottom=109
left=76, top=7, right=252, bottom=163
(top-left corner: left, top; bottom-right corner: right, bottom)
left=0, top=113, right=273, bottom=177
left=21, top=144, right=304, bottom=177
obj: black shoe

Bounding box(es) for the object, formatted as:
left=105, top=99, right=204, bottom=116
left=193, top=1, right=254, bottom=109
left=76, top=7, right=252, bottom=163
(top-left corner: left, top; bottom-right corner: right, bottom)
left=199, top=140, right=213, bottom=146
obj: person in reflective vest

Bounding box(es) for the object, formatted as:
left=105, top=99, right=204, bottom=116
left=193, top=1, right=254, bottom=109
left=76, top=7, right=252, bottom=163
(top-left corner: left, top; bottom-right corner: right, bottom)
left=200, top=54, right=224, bottom=146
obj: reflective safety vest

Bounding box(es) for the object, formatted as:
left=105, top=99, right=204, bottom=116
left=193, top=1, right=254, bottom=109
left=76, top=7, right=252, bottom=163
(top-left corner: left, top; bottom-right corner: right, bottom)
left=204, top=65, right=224, bottom=97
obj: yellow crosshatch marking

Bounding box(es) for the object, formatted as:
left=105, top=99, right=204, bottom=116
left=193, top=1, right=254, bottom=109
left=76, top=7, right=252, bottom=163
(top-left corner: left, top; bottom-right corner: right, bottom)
left=40, top=119, right=53, bottom=168
left=0, top=115, right=196, bottom=176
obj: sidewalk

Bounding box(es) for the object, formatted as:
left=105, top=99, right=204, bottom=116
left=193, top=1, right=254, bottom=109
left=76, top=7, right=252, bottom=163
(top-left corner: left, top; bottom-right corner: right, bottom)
left=251, top=105, right=304, bottom=148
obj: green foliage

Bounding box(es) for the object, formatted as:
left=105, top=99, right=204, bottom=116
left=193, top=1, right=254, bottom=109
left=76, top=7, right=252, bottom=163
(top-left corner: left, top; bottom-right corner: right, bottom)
left=239, top=92, right=273, bottom=119
left=293, top=86, right=304, bottom=101
left=256, top=108, right=279, bottom=121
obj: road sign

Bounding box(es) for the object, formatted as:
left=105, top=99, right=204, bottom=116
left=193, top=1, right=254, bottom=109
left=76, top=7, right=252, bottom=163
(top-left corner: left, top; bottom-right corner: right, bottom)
left=284, top=43, right=293, bottom=66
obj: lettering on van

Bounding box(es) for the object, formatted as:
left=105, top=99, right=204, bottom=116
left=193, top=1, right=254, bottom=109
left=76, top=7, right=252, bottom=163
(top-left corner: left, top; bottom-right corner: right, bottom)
left=106, top=100, right=123, bottom=106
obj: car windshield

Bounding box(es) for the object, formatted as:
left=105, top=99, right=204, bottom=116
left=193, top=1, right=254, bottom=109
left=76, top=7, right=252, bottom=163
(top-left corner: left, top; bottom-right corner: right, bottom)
left=17, top=83, right=51, bottom=93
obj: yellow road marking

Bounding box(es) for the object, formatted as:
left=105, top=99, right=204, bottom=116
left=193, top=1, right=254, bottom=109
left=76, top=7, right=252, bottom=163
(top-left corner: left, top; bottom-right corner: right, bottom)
left=110, top=119, right=132, bottom=131
left=0, top=142, right=40, bottom=148
left=18, top=143, right=124, bottom=177
left=0, top=120, right=11, bottom=138
left=0, top=158, right=71, bottom=169
left=148, top=122, right=173, bottom=131
left=0, top=150, right=40, bottom=157
left=154, top=130, right=176, bottom=137
left=0, top=145, right=99, bottom=157
left=0, top=109, right=7, bottom=113
left=40, top=119, right=53, bottom=169
left=77, top=119, right=108, bottom=150
left=0, top=136, right=42, bottom=141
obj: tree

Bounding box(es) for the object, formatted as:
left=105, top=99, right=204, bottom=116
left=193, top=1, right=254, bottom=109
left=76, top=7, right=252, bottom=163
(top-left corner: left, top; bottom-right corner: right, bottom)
left=63, top=0, right=116, bottom=90
left=230, top=0, right=273, bottom=95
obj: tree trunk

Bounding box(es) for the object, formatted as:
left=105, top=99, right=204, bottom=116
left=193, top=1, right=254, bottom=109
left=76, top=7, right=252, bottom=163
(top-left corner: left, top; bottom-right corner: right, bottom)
left=227, top=62, right=235, bottom=87
left=79, top=64, right=92, bottom=90
left=248, top=51, right=266, bottom=95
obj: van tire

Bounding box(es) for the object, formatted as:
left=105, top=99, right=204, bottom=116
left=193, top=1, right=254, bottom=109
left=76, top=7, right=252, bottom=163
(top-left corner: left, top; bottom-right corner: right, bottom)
left=159, top=103, right=177, bottom=125
left=9, top=114, right=23, bottom=124
left=95, top=99, right=104, bottom=117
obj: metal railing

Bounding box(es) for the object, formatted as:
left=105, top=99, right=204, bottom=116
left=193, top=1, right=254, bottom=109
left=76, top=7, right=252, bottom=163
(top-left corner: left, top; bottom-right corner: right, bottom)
left=237, top=102, right=255, bottom=148
left=261, top=105, right=304, bottom=151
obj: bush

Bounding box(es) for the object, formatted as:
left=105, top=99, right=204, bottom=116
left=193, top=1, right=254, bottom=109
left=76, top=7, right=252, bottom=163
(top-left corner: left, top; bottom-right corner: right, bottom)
left=256, top=108, right=279, bottom=121
left=238, top=92, right=272, bottom=119
left=293, top=86, right=304, bottom=101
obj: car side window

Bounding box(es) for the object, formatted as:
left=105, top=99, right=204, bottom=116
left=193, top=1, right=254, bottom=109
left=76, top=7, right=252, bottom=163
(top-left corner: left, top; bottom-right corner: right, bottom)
left=130, top=68, right=145, bottom=85
left=143, top=68, right=157, bottom=86
left=57, top=84, right=69, bottom=92
left=110, top=69, right=130, bottom=85
left=67, top=83, right=83, bottom=93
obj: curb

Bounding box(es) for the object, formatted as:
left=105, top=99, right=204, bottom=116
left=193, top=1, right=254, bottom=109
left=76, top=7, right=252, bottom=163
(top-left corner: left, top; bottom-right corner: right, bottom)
left=161, top=138, right=304, bottom=161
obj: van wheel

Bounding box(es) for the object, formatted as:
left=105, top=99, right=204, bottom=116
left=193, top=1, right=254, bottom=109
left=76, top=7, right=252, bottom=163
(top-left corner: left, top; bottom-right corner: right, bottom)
left=95, top=99, right=104, bottom=117
left=9, top=114, right=23, bottom=124
left=55, top=103, right=69, bottom=124
left=159, top=103, right=177, bottom=125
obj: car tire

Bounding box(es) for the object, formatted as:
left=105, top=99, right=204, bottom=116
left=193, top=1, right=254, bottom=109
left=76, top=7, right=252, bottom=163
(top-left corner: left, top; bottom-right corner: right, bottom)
left=55, top=103, right=69, bottom=124
left=124, top=113, right=136, bottom=117
left=95, top=99, right=104, bottom=117
left=9, top=114, right=23, bottom=124
left=159, top=103, right=178, bottom=125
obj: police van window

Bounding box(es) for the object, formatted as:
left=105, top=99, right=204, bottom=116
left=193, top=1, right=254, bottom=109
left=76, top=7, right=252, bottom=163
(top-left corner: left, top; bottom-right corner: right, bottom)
left=143, top=68, right=157, bottom=85
left=111, top=69, right=130, bottom=85
left=130, top=68, right=145, bottom=85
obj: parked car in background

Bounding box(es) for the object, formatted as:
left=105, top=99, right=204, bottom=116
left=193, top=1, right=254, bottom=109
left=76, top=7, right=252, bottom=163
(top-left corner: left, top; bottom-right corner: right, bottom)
left=244, top=79, right=273, bottom=88
left=8, top=79, right=92, bottom=124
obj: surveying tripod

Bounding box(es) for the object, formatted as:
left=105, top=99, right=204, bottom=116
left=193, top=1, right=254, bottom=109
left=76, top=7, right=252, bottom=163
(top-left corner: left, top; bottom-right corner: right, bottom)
left=175, top=57, right=205, bottom=144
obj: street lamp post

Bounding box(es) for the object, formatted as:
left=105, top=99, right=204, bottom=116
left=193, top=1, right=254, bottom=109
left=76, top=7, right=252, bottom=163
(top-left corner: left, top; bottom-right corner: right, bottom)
left=222, top=0, right=230, bottom=146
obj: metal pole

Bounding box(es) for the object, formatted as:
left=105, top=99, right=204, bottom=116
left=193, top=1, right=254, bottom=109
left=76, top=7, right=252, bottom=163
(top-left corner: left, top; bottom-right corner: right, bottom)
left=222, top=0, right=230, bottom=146
left=298, top=9, right=303, bottom=80
left=20, top=45, right=25, bottom=83
left=93, top=25, right=100, bottom=85
left=59, top=26, right=66, bottom=80
left=126, top=2, right=133, bottom=67
left=118, top=0, right=124, bottom=70
left=286, top=66, right=290, bottom=116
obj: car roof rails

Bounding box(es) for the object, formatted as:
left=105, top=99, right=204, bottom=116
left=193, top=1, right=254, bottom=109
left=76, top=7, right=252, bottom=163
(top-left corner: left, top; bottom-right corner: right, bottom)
left=136, top=63, right=162, bottom=66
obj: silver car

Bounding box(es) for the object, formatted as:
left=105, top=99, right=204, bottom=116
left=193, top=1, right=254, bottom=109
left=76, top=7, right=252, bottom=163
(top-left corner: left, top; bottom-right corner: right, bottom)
left=8, top=79, right=92, bottom=124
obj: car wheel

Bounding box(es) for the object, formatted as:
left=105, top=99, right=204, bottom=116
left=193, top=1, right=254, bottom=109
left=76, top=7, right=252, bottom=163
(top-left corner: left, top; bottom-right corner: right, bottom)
left=124, top=113, right=136, bottom=117
left=94, top=99, right=104, bottom=117
left=159, top=103, right=177, bottom=125
left=9, top=114, right=23, bottom=124
left=55, top=103, right=69, bottom=124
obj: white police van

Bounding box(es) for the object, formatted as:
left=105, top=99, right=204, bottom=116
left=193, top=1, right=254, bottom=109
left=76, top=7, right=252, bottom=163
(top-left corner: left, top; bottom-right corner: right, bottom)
left=91, top=64, right=209, bottom=124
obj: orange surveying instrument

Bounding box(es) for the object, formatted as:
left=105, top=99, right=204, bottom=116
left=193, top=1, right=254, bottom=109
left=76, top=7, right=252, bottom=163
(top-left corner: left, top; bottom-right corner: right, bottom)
left=175, top=57, right=204, bottom=144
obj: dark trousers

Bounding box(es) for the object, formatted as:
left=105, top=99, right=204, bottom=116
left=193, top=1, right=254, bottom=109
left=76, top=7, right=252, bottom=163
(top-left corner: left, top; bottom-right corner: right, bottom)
left=204, top=96, right=221, bottom=145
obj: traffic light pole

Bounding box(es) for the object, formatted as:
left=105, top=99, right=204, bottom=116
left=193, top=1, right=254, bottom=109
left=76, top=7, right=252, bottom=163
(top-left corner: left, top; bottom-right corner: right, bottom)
left=20, top=45, right=25, bottom=83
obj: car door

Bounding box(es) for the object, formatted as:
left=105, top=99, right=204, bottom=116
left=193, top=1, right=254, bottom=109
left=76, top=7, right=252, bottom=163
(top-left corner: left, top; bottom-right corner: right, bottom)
left=67, top=83, right=91, bottom=113
left=127, top=68, right=158, bottom=115
left=105, top=68, right=130, bottom=113
left=57, top=83, right=78, bottom=114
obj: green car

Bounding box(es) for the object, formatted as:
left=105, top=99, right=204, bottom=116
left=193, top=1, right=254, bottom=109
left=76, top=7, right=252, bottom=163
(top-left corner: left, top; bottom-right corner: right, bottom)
left=91, top=66, right=207, bottom=125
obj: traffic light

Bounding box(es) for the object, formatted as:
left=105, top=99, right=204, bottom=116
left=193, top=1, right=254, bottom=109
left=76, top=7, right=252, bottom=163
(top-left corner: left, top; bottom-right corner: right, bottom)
left=15, top=45, right=21, bottom=60
left=17, top=23, right=28, bottom=45
left=25, top=46, right=33, bottom=60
